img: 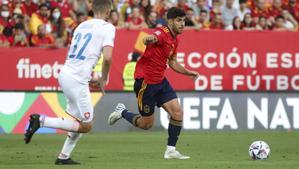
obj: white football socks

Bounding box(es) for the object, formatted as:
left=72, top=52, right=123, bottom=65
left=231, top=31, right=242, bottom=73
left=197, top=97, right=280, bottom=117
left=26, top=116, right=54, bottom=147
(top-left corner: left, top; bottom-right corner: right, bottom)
left=41, top=117, right=80, bottom=132
left=58, top=132, right=82, bottom=159
left=166, top=145, right=176, bottom=152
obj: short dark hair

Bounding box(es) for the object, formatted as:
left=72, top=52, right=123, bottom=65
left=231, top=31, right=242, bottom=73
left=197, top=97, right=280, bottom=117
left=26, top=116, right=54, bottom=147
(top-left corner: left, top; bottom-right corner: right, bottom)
left=39, top=3, right=49, bottom=10
left=239, top=0, right=247, bottom=4
left=92, top=0, right=112, bottom=14
left=14, top=23, right=24, bottom=30
left=166, top=7, right=186, bottom=19
left=275, top=15, right=284, bottom=21
left=200, top=9, right=208, bottom=14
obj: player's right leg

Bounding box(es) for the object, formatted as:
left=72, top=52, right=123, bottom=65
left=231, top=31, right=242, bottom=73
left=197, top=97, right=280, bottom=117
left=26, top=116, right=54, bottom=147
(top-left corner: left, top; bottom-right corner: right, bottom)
left=108, top=78, right=156, bottom=129
left=24, top=115, right=92, bottom=144
left=24, top=90, right=93, bottom=144
left=108, top=103, right=155, bottom=130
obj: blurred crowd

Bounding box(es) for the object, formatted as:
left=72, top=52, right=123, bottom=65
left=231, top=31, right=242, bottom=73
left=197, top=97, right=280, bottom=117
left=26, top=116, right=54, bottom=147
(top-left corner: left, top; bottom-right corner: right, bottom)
left=0, top=0, right=298, bottom=47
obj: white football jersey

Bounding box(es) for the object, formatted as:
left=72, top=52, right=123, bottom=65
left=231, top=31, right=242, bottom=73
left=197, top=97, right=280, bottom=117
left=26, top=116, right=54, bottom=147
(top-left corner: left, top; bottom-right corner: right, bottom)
left=62, top=19, right=115, bottom=84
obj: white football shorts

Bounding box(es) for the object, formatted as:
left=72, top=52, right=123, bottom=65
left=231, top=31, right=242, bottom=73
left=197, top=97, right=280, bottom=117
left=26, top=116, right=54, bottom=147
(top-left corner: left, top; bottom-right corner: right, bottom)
left=58, top=69, right=94, bottom=123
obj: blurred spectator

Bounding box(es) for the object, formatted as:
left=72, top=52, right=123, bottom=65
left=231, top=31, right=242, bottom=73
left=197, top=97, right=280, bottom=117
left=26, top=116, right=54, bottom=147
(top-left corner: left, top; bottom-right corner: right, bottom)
left=0, top=0, right=296, bottom=43
left=39, top=0, right=52, bottom=8
left=30, top=24, right=55, bottom=47
left=197, top=9, right=210, bottom=29
left=209, top=0, right=222, bottom=21
left=251, top=0, right=271, bottom=23
left=108, top=9, right=124, bottom=28
left=116, top=0, right=130, bottom=23
left=153, top=0, right=169, bottom=18
left=209, top=13, right=225, bottom=29
left=255, top=16, right=269, bottom=30
left=192, top=0, right=210, bottom=20
left=8, top=22, right=29, bottom=47
left=50, top=0, right=76, bottom=21
left=146, top=11, right=158, bottom=28
left=185, top=8, right=199, bottom=28
left=12, top=0, right=25, bottom=15
left=242, top=12, right=256, bottom=30
left=124, top=0, right=141, bottom=21
left=67, top=12, right=87, bottom=44
left=3, top=10, right=29, bottom=37
left=69, top=12, right=86, bottom=31
left=125, top=6, right=148, bottom=29
left=273, top=15, right=288, bottom=30
left=13, top=14, right=30, bottom=35
left=0, top=26, right=9, bottom=47
left=177, top=0, right=190, bottom=11
left=269, top=0, right=283, bottom=17
left=226, top=16, right=242, bottom=29
left=50, top=7, right=67, bottom=47
left=156, top=10, right=167, bottom=26
left=29, top=3, right=52, bottom=35
left=281, top=9, right=298, bottom=30
left=140, top=0, right=152, bottom=21
left=237, top=0, right=251, bottom=20
left=221, top=0, right=238, bottom=28
left=0, top=4, right=13, bottom=37
left=72, top=0, right=89, bottom=16
left=86, top=0, right=94, bottom=17
left=21, top=0, right=39, bottom=17
left=283, top=0, right=299, bottom=22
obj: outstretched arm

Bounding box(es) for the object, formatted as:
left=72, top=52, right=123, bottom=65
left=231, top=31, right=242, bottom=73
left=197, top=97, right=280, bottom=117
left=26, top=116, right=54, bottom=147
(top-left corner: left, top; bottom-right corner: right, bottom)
left=168, top=56, right=199, bottom=80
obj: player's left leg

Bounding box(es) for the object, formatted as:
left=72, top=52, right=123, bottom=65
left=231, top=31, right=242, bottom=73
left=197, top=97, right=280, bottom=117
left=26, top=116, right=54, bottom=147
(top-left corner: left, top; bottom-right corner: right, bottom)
left=55, top=132, right=82, bottom=165
left=155, top=78, right=189, bottom=159
left=162, top=99, right=190, bottom=160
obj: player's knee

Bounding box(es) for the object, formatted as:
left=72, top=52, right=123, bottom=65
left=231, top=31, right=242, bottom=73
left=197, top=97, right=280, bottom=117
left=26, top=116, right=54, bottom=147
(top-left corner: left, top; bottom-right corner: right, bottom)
left=171, top=110, right=183, bottom=120
left=139, top=121, right=153, bottom=130
left=68, top=132, right=82, bottom=141
left=79, top=122, right=93, bottom=133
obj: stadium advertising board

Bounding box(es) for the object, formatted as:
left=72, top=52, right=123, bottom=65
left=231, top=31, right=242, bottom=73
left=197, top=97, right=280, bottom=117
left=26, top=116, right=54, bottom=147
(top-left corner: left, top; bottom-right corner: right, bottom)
left=0, top=30, right=299, bottom=91
left=97, top=92, right=299, bottom=131
left=1, top=92, right=297, bottom=133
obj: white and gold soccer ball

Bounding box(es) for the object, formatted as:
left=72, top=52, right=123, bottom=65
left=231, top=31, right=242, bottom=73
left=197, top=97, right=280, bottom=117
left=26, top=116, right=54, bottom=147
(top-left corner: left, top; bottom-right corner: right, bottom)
left=248, top=141, right=270, bottom=160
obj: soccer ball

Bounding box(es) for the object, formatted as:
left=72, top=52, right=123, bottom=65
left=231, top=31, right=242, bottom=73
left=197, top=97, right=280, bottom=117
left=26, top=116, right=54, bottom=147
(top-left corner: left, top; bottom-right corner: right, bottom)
left=248, top=141, right=270, bottom=160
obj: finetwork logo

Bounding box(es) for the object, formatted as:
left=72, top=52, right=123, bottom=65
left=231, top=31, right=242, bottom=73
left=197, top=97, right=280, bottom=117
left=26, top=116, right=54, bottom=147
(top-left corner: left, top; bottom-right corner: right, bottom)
left=16, top=58, right=63, bottom=79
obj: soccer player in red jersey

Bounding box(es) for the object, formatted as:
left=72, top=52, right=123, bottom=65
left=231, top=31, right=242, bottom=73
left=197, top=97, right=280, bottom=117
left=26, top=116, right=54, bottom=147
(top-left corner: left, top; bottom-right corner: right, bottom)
left=108, top=7, right=199, bottom=159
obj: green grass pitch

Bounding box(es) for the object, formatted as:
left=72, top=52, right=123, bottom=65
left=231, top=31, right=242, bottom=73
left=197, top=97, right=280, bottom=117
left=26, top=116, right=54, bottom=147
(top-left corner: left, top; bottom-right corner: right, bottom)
left=0, top=131, right=298, bottom=169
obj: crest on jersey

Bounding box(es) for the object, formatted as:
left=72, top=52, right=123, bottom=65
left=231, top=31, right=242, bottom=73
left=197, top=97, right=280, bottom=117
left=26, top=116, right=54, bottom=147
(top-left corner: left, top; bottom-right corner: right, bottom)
left=84, top=112, right=91, bottom=120
left=143, top=105, right=151, bottom=114
left=161, top=27, right=169, bottom=33
left=154, top=31, right=161, bottom=36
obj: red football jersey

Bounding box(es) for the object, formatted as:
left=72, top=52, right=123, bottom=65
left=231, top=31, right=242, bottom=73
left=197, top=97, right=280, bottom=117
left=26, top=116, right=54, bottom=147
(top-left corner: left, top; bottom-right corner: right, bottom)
left=134, top=26, right=179, bottom=84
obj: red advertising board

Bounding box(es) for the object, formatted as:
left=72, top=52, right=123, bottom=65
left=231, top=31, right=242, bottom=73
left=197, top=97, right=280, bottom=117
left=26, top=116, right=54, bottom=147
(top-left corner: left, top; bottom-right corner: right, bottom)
left=1, top=30, right=299, bottom=91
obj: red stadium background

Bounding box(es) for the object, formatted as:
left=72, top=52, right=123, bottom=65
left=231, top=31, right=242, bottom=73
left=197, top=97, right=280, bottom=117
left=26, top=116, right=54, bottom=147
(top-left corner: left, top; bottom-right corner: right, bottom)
left=1, top=30, right=299, bottom=91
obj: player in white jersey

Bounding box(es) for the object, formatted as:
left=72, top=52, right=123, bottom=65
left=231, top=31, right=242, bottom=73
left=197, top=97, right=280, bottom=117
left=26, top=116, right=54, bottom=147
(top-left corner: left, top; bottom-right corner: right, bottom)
left=24, top=0, right=115, bottom=165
